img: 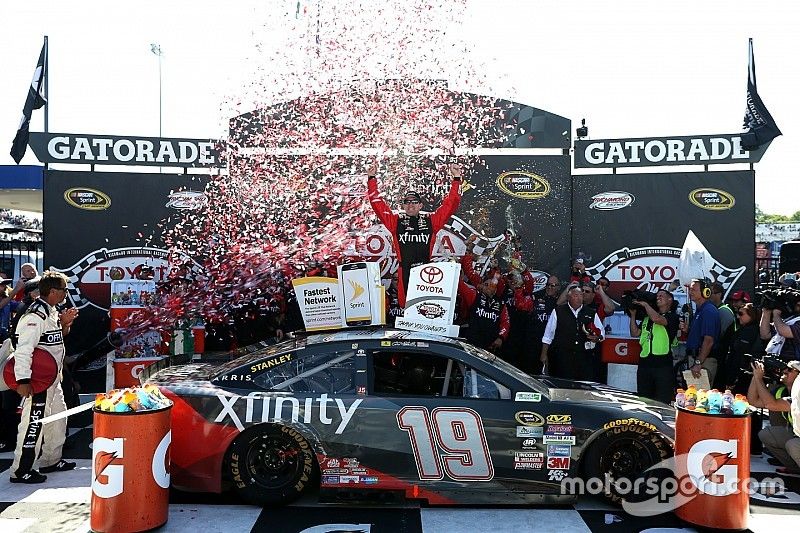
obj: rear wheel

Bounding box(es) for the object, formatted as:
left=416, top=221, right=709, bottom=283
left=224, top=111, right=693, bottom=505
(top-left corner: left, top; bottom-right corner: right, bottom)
left=226, top=424, right=317, bottom=506
left=583, top=428, right=671, bottom=504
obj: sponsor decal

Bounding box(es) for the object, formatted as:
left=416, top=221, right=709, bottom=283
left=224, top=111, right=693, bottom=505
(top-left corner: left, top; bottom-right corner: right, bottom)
left=340, top=475, right=360, bottom=484
left=416, top=302, right=445, bottom=319
left=689, top=188, right=735, bottom=210
left=326, top=458, right=340, bottom=468
left=322, top=468, right=348, bottom=475
left=321, top=475, right=340, bottom=484
left=521, top=438, right=537, bottom=449
left=214, top=392, right=362, bottom=434
left=350, top=468, right=367, bottom=475
left=361, top=476, right=379, bottom=484
left=250, top=353, right=293, bottom=373
left=542, top=435, right=576, bottom=445
left=585, top=246, right=745, bottom=302
left=420, top=265, right=444, bottom=284
left=351, top=343, right=358, bottom=349
left=548, top=469, right=568, bottom=481
left=516, top=426, right=543, bottom=438
left=64, top=187, right=111, bottom=210
left=166, top=190, right=208, bottom=210
left=344, top=458, right=360, bottom=468
left=603, top=418, right=657, bottom=432
left=589, top=191, right=635, bottom=211
left=381, top=341, right=392, bottom=346
left=545, top=424, right=573, bottom=435
left=547, top=445, right=571, bottom=457
left=547, top=456, right=571, bottom=470
left=515, top=411, right=545, bottom=426
left=514, top=451, right=544, bottom=470
left=215, top=373, right=252, bottom=383
left=546, top=414, right=571, bottom=424
left=515, top=392, right=542, bottom=402
left=496, top=170, right=551, bottom=200
left=54, top=246, right=203, bottom=310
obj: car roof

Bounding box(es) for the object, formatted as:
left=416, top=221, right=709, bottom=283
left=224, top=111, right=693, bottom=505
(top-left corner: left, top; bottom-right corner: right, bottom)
left=302, top=326, right=462, bottom=347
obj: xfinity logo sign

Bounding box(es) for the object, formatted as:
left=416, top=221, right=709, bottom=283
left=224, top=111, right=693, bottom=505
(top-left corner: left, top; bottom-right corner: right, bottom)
left=29, top=132, right=224, bottom=167
left=574, top=133, right=770, bottom=168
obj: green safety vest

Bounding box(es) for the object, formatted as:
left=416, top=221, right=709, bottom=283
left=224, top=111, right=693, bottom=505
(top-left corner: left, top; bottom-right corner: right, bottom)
left=775, top=386, right=793, bottom=425
left=639, top=316, right=672, bottom=357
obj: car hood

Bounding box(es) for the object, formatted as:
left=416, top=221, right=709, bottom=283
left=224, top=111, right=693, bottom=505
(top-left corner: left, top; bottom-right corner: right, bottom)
left=540, top=376, right=676, bottom=426
left=143, top=362, right=216, bottom=387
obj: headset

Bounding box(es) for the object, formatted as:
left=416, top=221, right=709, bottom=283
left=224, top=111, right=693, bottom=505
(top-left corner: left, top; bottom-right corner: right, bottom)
left=692, top=278, right=712, bottom=299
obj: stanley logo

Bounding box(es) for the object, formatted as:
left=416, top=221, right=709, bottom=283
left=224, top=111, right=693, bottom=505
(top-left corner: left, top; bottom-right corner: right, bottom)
left=688, top=188, right=735, bottom=210
left=64, top=187, right=111, bottom=210
left=496, top=171, right=551, bottom=200
left=349, top=280, right=365, bottom=300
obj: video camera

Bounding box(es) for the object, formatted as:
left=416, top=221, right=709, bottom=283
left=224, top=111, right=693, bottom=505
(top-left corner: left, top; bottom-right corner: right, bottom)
left=743, top=353, right=787, bottom=383
left=621, top=289, right=658, bottom=315
left=757, top=287, right=800, bottom=316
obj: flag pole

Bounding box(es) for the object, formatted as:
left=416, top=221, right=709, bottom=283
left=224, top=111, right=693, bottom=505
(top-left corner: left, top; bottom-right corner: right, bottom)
left=44, top=35, right=49, bottom=134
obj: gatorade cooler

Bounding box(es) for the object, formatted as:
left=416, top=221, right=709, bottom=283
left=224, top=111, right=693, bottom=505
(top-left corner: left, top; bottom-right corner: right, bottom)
left=674, top=408, right=750, bottom=530
left=90, top=402, right=172, bottom=533
left=112, top=356, right=164, bottom=388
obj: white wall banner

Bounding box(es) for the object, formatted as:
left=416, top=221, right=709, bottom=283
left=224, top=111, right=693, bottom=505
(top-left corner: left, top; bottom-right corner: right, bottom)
left=292, top=277, right=343, bottom=331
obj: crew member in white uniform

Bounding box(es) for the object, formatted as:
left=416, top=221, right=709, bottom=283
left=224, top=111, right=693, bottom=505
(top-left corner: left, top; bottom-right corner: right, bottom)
left=10, top=271, right=78, bottom=484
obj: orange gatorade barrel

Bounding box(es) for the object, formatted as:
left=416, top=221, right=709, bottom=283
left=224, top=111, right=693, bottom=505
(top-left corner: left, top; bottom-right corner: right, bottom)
left=674, top=408, right=750, bottom=530
left=90, top=403, right=172, bottom=533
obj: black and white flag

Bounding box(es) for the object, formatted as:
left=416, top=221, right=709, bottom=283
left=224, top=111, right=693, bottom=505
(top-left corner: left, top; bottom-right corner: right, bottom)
left=10, top=41, right=47, bottom=164
left=742, top=38, right=781, bottom=150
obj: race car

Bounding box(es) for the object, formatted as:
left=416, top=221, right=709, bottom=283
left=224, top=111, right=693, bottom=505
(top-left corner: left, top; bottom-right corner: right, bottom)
left=143, top=327, right=675, bottom=506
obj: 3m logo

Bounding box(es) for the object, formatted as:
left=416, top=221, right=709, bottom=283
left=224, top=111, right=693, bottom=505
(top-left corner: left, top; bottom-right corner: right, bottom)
left=546, top=414, right=571, bottom=424
left=547, top=456, right=570, bottom=470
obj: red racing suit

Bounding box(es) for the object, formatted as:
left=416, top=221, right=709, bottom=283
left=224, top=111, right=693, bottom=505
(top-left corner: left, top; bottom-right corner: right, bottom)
left=367, top=177, right=461, bottom=307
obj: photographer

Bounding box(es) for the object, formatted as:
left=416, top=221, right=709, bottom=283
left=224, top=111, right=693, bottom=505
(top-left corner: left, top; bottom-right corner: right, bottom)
left=748, top=360, right=800, bottom=474
left=760, top=291, right=800, bottom=362
left=628, top=289, right=680, bottom=403
left=723, top=303, right=764, bottom=394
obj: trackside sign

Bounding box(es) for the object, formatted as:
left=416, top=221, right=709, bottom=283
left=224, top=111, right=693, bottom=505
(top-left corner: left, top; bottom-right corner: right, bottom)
left=574, top=134, right=771, bottom=168
left=29, top=132, right=225, bottom=167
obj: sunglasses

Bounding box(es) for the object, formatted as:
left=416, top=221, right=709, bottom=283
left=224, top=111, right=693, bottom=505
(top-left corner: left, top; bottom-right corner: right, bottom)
left=546, top=283, right=559, bottom=287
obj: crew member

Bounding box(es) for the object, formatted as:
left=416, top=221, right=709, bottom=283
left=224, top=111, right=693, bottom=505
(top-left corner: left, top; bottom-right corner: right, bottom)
left=458, top=253, right=510, bottom=354
left=681, top=279, right=721, bottom=385
left=629, top=290, right=680, bottom=403
left=366, top=160, right=462, bottom=307
left=9, top=271, right=78, bottom=484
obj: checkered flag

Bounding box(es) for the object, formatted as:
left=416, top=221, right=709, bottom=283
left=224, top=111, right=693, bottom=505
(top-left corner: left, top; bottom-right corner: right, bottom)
left=443, top=216, right=505, bottom=274
left=501, top=103, right=549, bottom=148
left=708, top=261, right=746, bottom=298
left=585, top=249, right=631, bottom=280
left=51, top=250, right=109, bottom=309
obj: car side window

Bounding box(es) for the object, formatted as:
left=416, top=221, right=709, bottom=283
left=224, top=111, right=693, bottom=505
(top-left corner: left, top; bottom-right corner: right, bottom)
left=252, top=349, right=356, bottom=394
left=463, top=367, right=511, bottom=400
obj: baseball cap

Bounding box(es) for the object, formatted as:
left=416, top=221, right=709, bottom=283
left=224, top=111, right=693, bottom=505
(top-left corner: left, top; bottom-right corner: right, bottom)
left=731, top=290, right=751, bottom=302
left=23, top=280, right=40, bottom=295
left=786, top=360, right=800, bottom=372
left=402, top=191, right=422, bottom=203
left=0, top=278, right=11, bottom=286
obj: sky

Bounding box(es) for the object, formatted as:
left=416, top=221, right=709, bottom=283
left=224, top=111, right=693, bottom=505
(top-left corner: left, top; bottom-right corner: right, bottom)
left=1, top=0, right=798, bottom=215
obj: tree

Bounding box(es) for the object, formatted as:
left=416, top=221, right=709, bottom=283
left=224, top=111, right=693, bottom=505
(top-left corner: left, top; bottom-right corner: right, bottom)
left=756, top=204, right=800, bottom=223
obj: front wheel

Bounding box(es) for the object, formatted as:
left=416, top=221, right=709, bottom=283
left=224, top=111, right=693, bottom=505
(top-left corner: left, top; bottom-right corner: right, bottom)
left=225, top=424, right=317, bottom=506
left=583, top=428, right=672, bottom=504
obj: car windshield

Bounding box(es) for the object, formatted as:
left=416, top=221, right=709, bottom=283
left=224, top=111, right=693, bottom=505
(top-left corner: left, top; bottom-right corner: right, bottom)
left=459, top=342, right=548, bottom=395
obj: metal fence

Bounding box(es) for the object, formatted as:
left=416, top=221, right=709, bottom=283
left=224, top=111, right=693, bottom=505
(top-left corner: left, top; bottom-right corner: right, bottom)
left=0, top=239, right=44, bottom=280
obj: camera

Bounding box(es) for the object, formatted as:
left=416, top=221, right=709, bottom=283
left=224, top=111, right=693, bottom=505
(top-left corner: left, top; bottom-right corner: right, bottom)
left=621, top=289, right=658, bottom=314
left=757, top=287, right=800, bottom=315
left=744, top=353, right=786, bottom=383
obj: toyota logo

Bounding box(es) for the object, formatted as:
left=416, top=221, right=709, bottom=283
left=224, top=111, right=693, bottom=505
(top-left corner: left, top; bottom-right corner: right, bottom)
left=421, top=266, right=443, bottom=284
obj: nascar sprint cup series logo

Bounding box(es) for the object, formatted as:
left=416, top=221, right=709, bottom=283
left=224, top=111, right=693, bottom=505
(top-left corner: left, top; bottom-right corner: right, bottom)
left=55, top=247, right=203, bottom=310
left=585, top=246, right=745, bottom=301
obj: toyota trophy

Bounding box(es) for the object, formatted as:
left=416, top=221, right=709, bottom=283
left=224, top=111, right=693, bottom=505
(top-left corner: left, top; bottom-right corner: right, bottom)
left=396, top=262, right=461, bottom=337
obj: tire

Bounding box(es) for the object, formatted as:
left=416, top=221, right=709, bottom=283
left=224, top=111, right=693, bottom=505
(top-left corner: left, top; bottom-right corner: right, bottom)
left=583, top=427, right=672, bottom=504
left=225, top=424, right=317, bottom=506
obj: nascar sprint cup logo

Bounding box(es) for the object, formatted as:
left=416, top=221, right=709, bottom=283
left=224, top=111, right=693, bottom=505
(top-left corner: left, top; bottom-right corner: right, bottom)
left=689, top=188, right=735, bottom=210
left=585, top=246, right=745, bottom=300
left=495, top=171, right=551, bottom=200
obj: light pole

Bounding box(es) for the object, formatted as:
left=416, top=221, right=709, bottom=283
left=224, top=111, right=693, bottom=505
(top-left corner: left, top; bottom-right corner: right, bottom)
left=150, top=43, right=164, bottom=139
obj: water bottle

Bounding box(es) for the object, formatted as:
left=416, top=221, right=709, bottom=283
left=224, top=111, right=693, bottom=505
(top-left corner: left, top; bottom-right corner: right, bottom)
left=696, top=389, right=708, bottom=412
left=708, top=389, right=722, bottom=414
left=732, top=394, right=747, bottom=415
left=722, top=389, right=734, bottom=414
left=675, top=389, right=686, bottom=408
left=685, top=385, right=697, bottom=409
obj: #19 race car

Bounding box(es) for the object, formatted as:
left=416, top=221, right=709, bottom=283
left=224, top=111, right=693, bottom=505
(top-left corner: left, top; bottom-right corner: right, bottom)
left=143, top=327, right=675, bottom=506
